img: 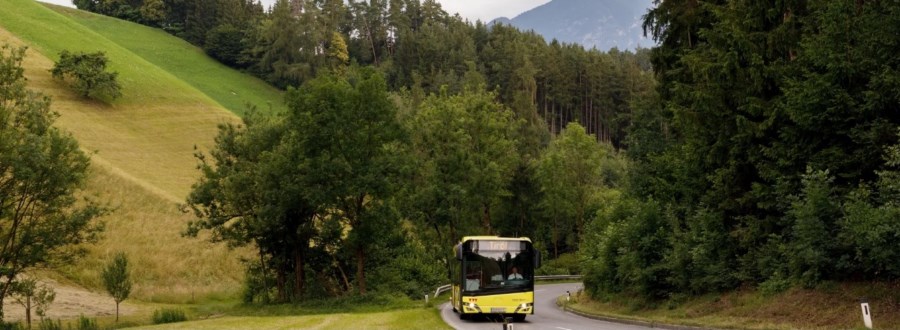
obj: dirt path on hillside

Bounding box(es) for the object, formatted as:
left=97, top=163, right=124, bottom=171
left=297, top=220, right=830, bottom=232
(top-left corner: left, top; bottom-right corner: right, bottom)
left=3, top=278, right=136, bottom=322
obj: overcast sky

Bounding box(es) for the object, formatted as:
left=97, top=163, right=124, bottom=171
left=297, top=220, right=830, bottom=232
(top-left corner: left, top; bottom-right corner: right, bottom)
left=36, top=0, right=551, bottom=23
left=437, top=0, right=551, bottom=22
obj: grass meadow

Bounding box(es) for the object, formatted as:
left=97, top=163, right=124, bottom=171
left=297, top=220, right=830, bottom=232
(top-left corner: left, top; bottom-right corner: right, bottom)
left=0, top=0, right=251, bottom=303
left=129, top=308, right=451, bottom=330
left=46, top=5, right=286, bottom=116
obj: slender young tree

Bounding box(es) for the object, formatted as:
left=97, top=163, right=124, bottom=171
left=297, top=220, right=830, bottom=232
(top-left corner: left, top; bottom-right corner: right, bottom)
left=102, top=252, right=132, bottom=322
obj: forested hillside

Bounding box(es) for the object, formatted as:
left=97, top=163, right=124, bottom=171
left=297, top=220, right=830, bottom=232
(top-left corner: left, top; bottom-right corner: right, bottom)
left=74, top=0, right=655, bottom=147
left=582, top=0, right=900, bottom=303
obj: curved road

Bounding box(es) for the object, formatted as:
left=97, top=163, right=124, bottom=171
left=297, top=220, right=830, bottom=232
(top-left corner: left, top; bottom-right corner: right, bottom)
left=441, top=283, right=652, bottom=330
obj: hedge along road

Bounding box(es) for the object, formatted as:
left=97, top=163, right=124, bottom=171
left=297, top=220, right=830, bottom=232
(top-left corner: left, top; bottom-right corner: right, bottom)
left=441, top=282, right=654, bottom=330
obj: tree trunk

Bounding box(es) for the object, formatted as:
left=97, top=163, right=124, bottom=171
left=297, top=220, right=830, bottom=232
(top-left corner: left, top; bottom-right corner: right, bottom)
left=276, top=267, right=287, bottom=302
left=482, top=203, right=492, bottom=234
left=335, top=255, right=351, bottom=293
left=259, top=248, right=270, bottom=304
left=115, top=301, right=119, bottom=322
left=356, top=247, right=367, bottom=295
left=0, top=290, right=6, bottom=322
left=294, top=243, right=305, bottom=300
left=26, top=296, right=31, bottom=328
left=552, top=218, right=559, bottom=258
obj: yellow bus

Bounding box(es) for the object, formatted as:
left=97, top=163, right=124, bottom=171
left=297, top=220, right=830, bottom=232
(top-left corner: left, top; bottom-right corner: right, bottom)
left=451, top=236, right=541, bottom=321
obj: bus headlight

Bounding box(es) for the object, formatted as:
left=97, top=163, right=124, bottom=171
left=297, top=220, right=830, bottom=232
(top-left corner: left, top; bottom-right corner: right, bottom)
left=514, top=302, right=533, bottom=313
left=465, top=302, right=482, bottom=312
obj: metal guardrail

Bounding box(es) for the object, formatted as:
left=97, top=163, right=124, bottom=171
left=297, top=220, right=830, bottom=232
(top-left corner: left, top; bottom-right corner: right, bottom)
left=535, top=275, right=583, bottom=281
left=432, top=275, right=582, bottom=299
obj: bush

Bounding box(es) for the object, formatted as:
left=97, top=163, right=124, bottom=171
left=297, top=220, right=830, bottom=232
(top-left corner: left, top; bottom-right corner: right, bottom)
left=50, top=50, right=122, bottom=101
left=785, top=168, right=839, bottom=288
left=536, top=253, right=580, bottom=275
left=0, top=322, right=23, bottom=330
left=152, top=308, right=187, bottom=324
left=36, top=319, right=59, bottom=330
left=580, top=197, right=672, bottom=299
left=75, top=316, right=98, bottom=330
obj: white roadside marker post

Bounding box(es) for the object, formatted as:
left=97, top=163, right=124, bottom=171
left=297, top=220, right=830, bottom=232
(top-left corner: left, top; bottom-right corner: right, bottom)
left=503, top=317, right=514, bottom=330
left=860, top=298, right=873, bottom=329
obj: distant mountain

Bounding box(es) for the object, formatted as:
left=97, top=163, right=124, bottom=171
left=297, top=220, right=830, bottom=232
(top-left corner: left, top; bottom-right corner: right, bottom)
left=493, top=0, right=656, bottom=51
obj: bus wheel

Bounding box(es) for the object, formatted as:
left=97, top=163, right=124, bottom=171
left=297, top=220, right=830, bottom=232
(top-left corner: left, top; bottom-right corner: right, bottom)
left=512, top=314, right=526, bottom=322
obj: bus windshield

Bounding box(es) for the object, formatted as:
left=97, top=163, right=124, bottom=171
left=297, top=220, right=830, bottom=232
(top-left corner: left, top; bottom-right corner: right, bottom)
left=463, top=248, right=533, bottom=294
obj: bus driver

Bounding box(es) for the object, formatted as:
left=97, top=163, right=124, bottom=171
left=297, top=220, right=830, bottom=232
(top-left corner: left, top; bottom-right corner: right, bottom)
left=507, top=266, right=523, bottom=280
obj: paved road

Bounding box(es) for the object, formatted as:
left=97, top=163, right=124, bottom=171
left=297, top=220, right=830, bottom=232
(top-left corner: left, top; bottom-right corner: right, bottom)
left=441, top=283, right=653, bottom=330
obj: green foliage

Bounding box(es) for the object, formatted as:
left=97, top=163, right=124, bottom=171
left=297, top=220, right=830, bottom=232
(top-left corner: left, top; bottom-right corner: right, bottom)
left=10, top=277, right=56, bottom=329
left=582, top=0, right=900, bottom=301
left=403, top=85, right=519, bottom=243
left=50, top=50, right=122, bottom=100
left=535, top=253, right=580, bottom=276
left=0, top=44, right=106, bottom=321
left=102, top=252, right=132, bottom=321
left=285, top=68, right=404, bottom=295
left=187, top=69, right=408, bottom=300
left=836, top=141, right=900, bottom=279
left=205, top=24, right=246, bottom=67
left=581, top=197, right=671, bottom=299
left=368, top=231, right=445, bottom=299
left=36, top=319, right=59, bottom=330
left=75, top=316, right=98, bottom=330
left=152, top=308, right=187, bottom=324
left=786, top=168, right=839, bottom=287
left=536, top=122, right=624, bottom=257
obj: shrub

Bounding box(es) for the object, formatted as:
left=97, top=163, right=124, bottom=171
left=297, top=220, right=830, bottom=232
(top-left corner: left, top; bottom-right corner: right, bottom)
left=50, top=50, right=122, bottom=101
left=580, top=197, right=672, bottom=299
left=536, top=253, right=580, bottom=275
left=75, top=316, right=98, bottom=330
left=0, top=322, right=23, bottom=330
left=152, top=308, right=187, bottom=324
left=36, top=319, right=59, bottom=330
left=785, top=168, right=839, bottom=288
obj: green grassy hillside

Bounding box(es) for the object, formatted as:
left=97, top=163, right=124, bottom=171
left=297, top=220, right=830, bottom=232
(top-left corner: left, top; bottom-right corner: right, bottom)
left=0, top=0, right=269, bottom=303
left=46, top=5, right=285, bottom=116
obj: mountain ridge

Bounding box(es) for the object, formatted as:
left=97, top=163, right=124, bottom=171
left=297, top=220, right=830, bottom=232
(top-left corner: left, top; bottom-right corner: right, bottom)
left=494, top=0, right=655, bottom=51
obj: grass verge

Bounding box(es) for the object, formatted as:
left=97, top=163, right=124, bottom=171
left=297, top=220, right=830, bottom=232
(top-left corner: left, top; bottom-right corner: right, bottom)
left=124, top=295, right=451, bottom=330
left=562, top=282, right=900, bottom=330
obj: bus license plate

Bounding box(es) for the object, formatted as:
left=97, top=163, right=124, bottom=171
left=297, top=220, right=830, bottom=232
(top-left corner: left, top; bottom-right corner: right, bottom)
left=491, top=307, right=506, bottom=313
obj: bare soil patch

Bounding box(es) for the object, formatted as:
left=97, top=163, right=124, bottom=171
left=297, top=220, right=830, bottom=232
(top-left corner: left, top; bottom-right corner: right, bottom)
left=3, top=278, right=136, bottom=322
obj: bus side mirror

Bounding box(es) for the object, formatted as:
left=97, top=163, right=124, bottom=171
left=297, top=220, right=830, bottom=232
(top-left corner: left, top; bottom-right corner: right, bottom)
left=456, top=248, right=463, bottom=261
left=535, top=250, right=542, bottom=269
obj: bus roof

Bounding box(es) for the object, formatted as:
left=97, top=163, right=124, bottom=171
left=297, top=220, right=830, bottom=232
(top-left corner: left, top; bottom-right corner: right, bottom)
left=460, top=236, right=532, bottom=243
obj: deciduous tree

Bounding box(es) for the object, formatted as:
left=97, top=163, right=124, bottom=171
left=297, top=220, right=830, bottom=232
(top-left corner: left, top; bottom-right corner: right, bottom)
left=102, top=252, right=131, bottom=322
left=0, top=45, right=105, bottom=321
